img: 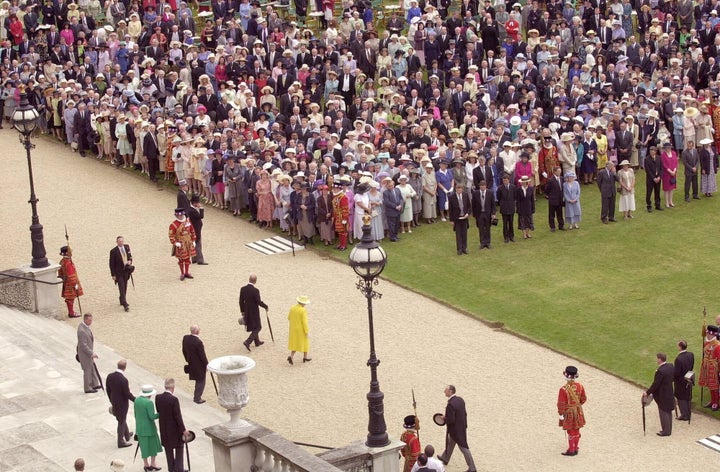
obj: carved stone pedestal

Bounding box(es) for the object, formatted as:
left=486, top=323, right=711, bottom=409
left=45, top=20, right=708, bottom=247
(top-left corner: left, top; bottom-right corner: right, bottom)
left=0, top=262, right=60, bottom=319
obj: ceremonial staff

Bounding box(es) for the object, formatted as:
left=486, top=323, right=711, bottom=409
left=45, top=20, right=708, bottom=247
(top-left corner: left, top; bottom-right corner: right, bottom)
left=265, top=308, right=275, bottom=344
left=412, top=388, right=420, bottom=441
left=65, top=225, right=82, bottom=315
left=701, top=306, right=707, bottom=406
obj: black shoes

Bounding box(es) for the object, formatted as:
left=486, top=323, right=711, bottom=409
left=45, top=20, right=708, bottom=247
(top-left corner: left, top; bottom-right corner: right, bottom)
left=255, top=341, right=265, bottom=347
left=119, top=442, right=132, bottom=448
left=243, top=341, right=251, bottom=352
left=303, top=357, right=312, bottom=363
left=287, top=356, right=293, bottom=365
left=197, top=262, right=209, bottom=265
left=85, top=389, right=98, bottom=393
left=194, top=399, right=206, bottom=404
left=184, top=274, right=194, bottom=279
left=655, top=206, right=664, bottom=211
left=561, top=450, right=578, bottom=456
left=123, top=304, right=129, bottom=312
left=656, top=432, right=671, bottom=436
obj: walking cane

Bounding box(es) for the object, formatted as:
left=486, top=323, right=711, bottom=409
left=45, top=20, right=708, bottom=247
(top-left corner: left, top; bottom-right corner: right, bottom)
left=265, top=309, right=275, bottom=344
left=183, top=431, right=196, bottom=471
left=210, top=372, right=218, bottom=396
left=93, top=361, right=104, bottom=392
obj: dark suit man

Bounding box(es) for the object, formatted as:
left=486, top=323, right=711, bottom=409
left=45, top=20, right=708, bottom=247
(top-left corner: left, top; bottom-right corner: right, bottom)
left=471, top=180, right=495, bottom=249
left=438, top=385, right=477, bottom=472
left=106, top=359, right=135, bottom=448
left=382, top=179, right=403, bottom=241
left=596, top=162, right=618, bottom=223
left=645, top=353, right=675, bottom=436
left=683, top=140, right=700, bottom=201
left=615, top=125, right=634, bottom=163
left=239, top=274, right=269, bottom=351
left=143, top=126, right=160, bottom=183
left=644, top=149, right=664, bottom=211
left=496, top=175, right=516, bottom=242
left=673, top=341, right=695, bottom=422
left=544, top=166, right=565, bottom=231
left=187, top=194, right=206, bottom=265
left=73, top=102, right=92, bottom=157
left=449, top=184, right=471, bottom=255
left=156, top=379, right=189, bottom=472
left=109, top=236, right=133, bottom=312
left=182, top=326, right=209, bottom=404
left=337, top=69, right=356, bottom=107
left=176, top=180, right=191, bottom=213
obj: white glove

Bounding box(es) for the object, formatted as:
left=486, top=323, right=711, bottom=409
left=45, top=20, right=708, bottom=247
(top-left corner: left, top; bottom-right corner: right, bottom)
left=74, top=284, right=78, bottom=290
left=192, top=241, right=196, bottom=247
left=559, top=415, right=564, bottom=420
left=175, top=242, right=181, bottom=247
left=542, top=172, right=548, bottom=178
left=342, top=220, right=347, bottom=224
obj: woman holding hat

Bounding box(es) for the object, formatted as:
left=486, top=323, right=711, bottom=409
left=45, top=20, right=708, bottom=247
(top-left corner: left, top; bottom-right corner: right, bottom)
left=287, top=295, right=311, bottom=365
left=134, top=385, right=163, bottom=472
left=557, top=366, right=587, bottom=457
left=617, top=160, right=635, bottom=219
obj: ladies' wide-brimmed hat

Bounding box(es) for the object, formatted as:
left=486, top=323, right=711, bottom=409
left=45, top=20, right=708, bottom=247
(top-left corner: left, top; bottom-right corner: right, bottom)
left=139, top=385, right=156, bottom=397
left=296, top=295, right=311, bottom=305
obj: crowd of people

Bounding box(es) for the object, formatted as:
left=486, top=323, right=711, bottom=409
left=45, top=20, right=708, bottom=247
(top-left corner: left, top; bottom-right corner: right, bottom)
left=4, top=0, right=720, bottom=254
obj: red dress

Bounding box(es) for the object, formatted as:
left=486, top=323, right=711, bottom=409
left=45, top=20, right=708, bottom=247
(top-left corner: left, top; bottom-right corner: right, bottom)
left=58, top=257, right=83, bottom=300
left=9, top=19, right=24, bottom=46
left=660, top=151, right=678, bottom=191
left=255, top=178, right=274, bottom=223
left=168, top=217, right=197, bottom=261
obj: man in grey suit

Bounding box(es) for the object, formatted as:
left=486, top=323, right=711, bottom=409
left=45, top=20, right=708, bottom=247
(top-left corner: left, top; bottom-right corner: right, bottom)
left=683, top=139, right=700, bottom=202
left=383, top=178, right=403, bottom=242
left=615, top=121, right=634, bottom=168
left=597, top=161, right=619, bottom=223
left=76, top=313, right=100, bottom=393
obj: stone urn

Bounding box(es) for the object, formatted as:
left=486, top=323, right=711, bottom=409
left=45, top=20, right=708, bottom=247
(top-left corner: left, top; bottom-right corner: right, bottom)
left=207, top=355, right=256, bottom=429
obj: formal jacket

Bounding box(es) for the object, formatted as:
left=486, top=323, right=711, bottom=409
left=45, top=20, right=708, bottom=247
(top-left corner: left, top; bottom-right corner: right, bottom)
left=445, top=395, right=469, bottom=448
left=143, top=132, right=159, bottom=160
left=515, top=185, right=535, bottom=215
left=155, top=391, right=186, bottom=448
left=239, top=283, right=268, bottom=332
left=471, top=188, right=496, bottom=224
left=683, top=148, right=699, bottom=176
left=673, top=350, right=695, bottom=401
left=76, top=321, right=94, bottom=366
left=647, top=362, right=675, bottom=412
left=496, top=182, right=517, bottom=215
left=644, top=155, right=664, bottom=181
left=544, top=174, right=564, bottom=205
left=382, top=186, right=403, bottom=218
left=106, top=370, right=135, bottom=417
left=182, top=334, right=208, bottom=381
left=177, top=189, right=191, bottom=213
left=109, top=244, right=132, bottom=280
left=597, top=168, right=618, bottom=197
left=449, top=191, right=470, bottom=229
left=134, top=395, right=160, bottom=437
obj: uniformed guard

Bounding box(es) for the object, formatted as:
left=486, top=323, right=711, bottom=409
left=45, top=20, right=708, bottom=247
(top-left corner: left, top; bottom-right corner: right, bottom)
left=58, top=246, right=83, bottom=318
left=558, top=365, right=587, bottom=457
left=168, top=208, right=197, bottom=281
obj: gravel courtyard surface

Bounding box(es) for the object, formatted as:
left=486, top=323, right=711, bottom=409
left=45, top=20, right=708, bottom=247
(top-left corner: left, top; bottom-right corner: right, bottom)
left=2, top=131, right=718, bottom=471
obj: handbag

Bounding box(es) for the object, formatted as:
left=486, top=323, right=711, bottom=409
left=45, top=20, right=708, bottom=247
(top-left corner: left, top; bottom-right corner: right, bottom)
left=670, top=176, right=676, bottom=185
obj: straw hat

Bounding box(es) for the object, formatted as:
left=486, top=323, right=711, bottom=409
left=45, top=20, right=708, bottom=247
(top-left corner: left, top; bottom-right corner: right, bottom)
left=684, top=107, right=699, bottom=118
left=296, top=295, right=311, bottom=305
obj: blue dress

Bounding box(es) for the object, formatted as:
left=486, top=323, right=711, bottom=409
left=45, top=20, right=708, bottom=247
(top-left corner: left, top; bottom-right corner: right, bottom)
left=563, top=181, right=581, bottom=224
left=435, top=169, right=454, bottom=211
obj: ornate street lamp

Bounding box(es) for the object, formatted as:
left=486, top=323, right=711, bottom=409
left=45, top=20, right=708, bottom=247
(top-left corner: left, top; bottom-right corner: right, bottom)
left=12, top=88, right=48, bottom=269
left=348, top=214, right=389, bottom=448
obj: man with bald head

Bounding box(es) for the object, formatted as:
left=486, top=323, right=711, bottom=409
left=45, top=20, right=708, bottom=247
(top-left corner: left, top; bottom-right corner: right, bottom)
left=182, top=325, right=208, bottom=404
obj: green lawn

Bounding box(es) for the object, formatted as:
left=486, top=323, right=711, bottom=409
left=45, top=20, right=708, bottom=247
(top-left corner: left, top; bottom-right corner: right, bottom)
left=314, top=179, right=718, bottom=393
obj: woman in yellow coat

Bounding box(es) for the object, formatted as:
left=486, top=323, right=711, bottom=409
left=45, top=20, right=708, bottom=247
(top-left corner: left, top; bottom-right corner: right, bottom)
left=287, top=296, right=311, bottom=365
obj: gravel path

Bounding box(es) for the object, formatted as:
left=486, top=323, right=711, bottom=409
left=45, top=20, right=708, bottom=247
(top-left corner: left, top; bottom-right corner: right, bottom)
left=2, top=131, right=717, bottom=471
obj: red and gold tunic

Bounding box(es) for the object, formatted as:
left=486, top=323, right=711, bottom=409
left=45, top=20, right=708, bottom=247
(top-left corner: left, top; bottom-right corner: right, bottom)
left=168, top=217, right=197, bottom=260
left=331, top=190, right=349, bottom=234
left=711, top=104, right=720, bottom=153
left=165, top=137, right=176, bottom=173
left=699, top=337, right=720, bottom=389
left=399, top=429, right=421, bottom=472
left=538, top=145, right=559, bottom=185
left=557, top=381, right=586, bottom=430
left=58, top=256, right=83, bottom=300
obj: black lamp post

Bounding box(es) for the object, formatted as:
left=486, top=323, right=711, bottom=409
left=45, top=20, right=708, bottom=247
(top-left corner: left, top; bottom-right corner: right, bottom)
left=348, top=214, right=389, bottom=448
left=12, top=89, right=48, bottom=269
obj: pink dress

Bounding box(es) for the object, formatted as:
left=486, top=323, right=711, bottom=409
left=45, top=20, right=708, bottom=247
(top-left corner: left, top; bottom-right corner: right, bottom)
left=256, top=178, right=275, bottom=223
left=661, top=151, right=678, bottom=191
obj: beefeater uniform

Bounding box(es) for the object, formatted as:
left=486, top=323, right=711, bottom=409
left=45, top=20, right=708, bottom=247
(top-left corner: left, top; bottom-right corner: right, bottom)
left=168, top=209, right=197, bottom=280
left=58, top=247, right=83, bottom=317
left=331, top=187, right=349, bottom=250
left=400, top=416, right=421, bottom=472
left=558, top=366, right=586, bottom=456
left=699, top=328, right=720, bottom=408
left=538, top=143, right=560, bottom=188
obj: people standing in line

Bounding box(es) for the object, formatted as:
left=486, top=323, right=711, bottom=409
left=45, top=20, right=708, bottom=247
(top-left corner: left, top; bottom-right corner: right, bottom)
left=700, top=138, right=718, bottom=197
left=557, top=365, right=586, bottom=457
left=134, top=385, right=163, bottom=472
left=516, top=175, right=535, bottom=239
left=187, top=194, right=208, bottom=265
left=683, top=139, right=700, bottom=202
left=168, top=207, right=197, bottom=281
left=58, top=245, right=83, bottom=318
left=287, top=295, right=311, bottom=365
left=156, top=378, right=190, bottom=472
left=182, top=325, right=209, bottom=404
left=617, top=160, right=635, bottom=220
left=448, top=182, right=470, bottom=255
left=239, top=274, right=269, bottom=352
left=401, top=415, right=421, bottom=472
left=644, top=146, right=664, bottom=211
left=643, top=352, right=675, bottom=437
left=471, top=179, right=495, bottom=249
left=544, top=166, right=565, bottom=232
left=673, top=340, right=695, bottom=422
left=496, top=174, right=516, bottom=243
left=76, top=313, right=100, bottom=393
left=660, top=142, right=678, bottom=208
left=563, top=172, right=581, bottom=229
left=109, top=236, right=133, bottom=312
left=437, top=385, right=477, bottom=472
left=106, top=359, right=135, bottom=448
left=597, top=161, right=618, bottom=223
left=699, top=325, right=720, bottom=410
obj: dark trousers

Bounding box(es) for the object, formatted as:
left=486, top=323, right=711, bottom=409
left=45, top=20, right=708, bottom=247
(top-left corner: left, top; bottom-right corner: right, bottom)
left=501, top=213, right=514, bottom=241
left=684, top=174, right=698, bottom=199
left=646, top=179, right=661, bottom=209
left=115, top=412, right=131, bottom=446
left=677, top=398, right=691, bottom=420
left=454, top=222, right=468, bottom=253
left=249, top=194, right=258, bottom=219
left=548, top=203, right=564, bottom=229
left=245, top=328, right=261, bottom=346
left=148, top=158, right=159, bottom=182
left=477, top=214, right=491, bottom=247
left=77, top=131, right=89, bottom=155
left=193, top=375, right=206, bottom=402
left=440, top=434, right=477, bottom=471
left=192, top=232, right=204, bottom=263
left=116, top=274, right=129, bottom=307
left=600, top=194, right=616, bottom=220
left=164, top=445, right=184, bottom=472
left=658, top=408, right=673, bottom=435
left=386, top=214, right=400, bottom=240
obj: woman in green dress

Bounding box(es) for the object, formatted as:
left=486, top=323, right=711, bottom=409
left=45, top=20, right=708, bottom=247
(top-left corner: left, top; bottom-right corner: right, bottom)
left=134, top=385, right=162, bottom=472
